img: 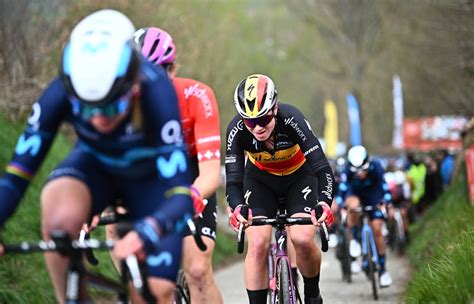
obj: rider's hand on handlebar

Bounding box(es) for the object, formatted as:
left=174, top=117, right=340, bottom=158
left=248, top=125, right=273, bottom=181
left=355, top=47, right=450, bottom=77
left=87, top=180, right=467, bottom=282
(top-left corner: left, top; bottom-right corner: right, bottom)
left=81, top=214, right=100, bottom=233
left=311, top=202, right=334, bottom=228
left=229, top=204, right=252, bottom=232
left=113, top=231, right=146, bottom=261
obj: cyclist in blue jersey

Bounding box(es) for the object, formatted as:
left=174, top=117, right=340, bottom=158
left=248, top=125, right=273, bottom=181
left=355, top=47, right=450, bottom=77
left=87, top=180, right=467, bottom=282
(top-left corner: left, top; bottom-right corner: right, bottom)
left=0, top=10, right=193, bottom=303
left=336, top=145, right=393, bottom=287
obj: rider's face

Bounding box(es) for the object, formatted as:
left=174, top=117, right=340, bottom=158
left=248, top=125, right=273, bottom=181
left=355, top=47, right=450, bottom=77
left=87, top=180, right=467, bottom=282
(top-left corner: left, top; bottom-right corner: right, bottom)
left=244, top=112, right=276, bottom=141
left=89, top=113, right=128, bottom=134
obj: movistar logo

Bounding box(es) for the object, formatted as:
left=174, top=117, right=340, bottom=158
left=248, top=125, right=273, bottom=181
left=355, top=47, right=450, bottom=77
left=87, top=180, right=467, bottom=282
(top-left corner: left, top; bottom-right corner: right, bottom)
left=83, top=41, right=108, bottom=53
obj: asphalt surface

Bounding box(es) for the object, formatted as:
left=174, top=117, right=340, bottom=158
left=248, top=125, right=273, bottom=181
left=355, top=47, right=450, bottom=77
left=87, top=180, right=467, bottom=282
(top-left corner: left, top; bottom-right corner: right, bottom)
left=215, top=243, right=411, bottom=304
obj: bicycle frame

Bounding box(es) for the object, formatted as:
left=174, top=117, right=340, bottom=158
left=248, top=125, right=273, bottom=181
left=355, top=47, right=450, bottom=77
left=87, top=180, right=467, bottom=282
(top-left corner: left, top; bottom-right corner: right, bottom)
left=268, top=223, right=297, bottom=304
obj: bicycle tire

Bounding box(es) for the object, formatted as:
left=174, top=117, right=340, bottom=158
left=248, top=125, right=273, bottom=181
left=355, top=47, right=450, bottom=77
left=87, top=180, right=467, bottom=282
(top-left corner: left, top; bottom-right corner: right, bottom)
left=341, top=227, right=352, bottom=283
left=366, top=231, right=378, bottom=301
left=394, top=213, right=406, bottom=255
left=173, top=269, right=190, bottom=304
left=276, top=258, right=292, bottom=304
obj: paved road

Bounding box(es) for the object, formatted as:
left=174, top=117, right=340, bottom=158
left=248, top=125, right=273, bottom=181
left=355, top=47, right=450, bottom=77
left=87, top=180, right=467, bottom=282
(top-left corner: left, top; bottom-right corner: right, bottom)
left=215, top=245, right=411, bottom=304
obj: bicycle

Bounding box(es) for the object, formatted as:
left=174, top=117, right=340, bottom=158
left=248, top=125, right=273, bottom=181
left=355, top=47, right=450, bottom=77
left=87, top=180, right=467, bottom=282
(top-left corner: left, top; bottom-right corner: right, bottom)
left=335, top=207, right=352, bottom=283
left=348, top=205, right=380, bottom=301
left=387, top=205, right=407, bottom=255
left=2, top=227, right=153, bottom=303
left=237, top=204, right=329, bottom=304
left=84, top=210, right=205, bottom=304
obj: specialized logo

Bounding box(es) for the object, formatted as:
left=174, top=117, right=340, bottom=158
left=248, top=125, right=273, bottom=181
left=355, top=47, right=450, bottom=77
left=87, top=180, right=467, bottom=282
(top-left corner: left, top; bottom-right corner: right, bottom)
left=147, top=252, right=173, bottom=267
left=252, top=138, right=258, bottom=150
left=302, top=186, right=312, bottom=200
left=244, top=190, right=252, bottom=204
left=277, top=235, right=285, bottom=252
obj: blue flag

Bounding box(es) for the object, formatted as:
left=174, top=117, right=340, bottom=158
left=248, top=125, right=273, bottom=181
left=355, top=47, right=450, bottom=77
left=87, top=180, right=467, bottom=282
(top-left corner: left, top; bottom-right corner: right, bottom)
left=346, top=94, right=362, bottom=146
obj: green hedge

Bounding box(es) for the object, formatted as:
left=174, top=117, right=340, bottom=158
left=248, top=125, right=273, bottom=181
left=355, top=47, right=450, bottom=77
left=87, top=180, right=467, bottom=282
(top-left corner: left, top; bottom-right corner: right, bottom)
left=404, top=162, right=474, bottom=303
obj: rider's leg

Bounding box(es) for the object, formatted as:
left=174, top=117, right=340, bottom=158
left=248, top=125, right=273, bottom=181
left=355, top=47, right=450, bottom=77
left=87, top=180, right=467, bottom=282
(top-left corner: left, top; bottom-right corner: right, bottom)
left=245, top=225, right=272, bottom=302
left=41, top=177, right=92, bottom=303
left=346, top=196, right=361, bottom=241
left=182, top=235, right=223, bottom=304
left=286, top=231, right=299, bottom=287
left=289, top=216, right=320, bottom=299
left=370, top=218, right=386, bottom=272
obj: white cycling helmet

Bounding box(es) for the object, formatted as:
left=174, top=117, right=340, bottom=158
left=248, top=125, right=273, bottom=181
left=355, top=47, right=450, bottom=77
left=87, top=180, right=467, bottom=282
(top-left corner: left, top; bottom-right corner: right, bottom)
left=347, top=145, right=370, bottom=172
left=60, top=9, right=140, bottom=106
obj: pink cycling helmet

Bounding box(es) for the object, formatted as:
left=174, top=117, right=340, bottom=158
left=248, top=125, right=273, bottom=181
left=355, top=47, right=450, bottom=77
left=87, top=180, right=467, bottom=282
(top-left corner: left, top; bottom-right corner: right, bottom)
left=133, top=27, right=176, bottom=65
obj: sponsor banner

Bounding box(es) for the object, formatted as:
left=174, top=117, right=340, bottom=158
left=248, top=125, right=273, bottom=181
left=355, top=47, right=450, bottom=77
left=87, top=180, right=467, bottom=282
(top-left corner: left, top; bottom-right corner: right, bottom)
left=465, top=145, right=474, bottom=204
left=403, top=116, right=467, bottom=151
left=392, top=75, right=404, bottom=149
left=324, top=99, right=338, bottom=158
left=346, top=94, right=362, bottom=147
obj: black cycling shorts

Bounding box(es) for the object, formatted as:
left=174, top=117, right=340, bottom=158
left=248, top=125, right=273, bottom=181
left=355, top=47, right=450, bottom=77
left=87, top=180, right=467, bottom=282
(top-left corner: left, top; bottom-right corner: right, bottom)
left=183, top=192, right=217, bottom=241
left=243, top=162, right=318, bottom=217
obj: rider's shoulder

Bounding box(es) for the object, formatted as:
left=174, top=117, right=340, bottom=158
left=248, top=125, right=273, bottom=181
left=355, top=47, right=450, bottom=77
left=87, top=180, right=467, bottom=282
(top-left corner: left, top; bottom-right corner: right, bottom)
left=172, top=77, right=215, bottom=99
left=226, top=115, right=245, bottom=131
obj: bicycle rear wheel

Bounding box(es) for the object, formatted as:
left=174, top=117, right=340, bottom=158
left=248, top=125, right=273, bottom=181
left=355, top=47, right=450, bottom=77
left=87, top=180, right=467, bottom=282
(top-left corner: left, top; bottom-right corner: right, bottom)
left=366, top=231, right=378, bottom=300
left=276, top=258, right=293, bottom=304
left=394, top=213, right=406, bottom=255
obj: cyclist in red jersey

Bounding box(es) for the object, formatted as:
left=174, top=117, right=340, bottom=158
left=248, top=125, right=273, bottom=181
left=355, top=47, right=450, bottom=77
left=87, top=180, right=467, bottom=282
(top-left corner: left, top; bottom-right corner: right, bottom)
left=132, top=27, right=223, bottom=304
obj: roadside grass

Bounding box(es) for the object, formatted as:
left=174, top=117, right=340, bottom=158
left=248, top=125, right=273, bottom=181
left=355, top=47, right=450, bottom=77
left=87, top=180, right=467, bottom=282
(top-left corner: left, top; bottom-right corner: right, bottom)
left=404, top=164, right=474, bottom=303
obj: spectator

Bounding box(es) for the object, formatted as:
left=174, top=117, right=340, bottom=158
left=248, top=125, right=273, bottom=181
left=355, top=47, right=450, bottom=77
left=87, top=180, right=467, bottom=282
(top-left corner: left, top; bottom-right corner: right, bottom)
left=424, top=155, right=442, bottom=206
left=406, top=153, right=427, bottom=215
left=440, top=149, right=455, bottom=190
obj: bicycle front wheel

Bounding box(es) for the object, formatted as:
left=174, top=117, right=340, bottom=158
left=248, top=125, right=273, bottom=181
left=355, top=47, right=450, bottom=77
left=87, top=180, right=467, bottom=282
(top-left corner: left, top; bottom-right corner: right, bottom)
left=276, top=258, right=293, bottom=304
left=366, top=231, right=378, bottom=300
left=173, top=269, right=190, bottom=304
left=341, top=227, right=352, bottom=283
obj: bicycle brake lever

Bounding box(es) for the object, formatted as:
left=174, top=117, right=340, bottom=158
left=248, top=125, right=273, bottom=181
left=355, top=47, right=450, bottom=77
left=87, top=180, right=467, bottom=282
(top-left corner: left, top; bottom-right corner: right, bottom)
left=186, top=218, right=207, bottom=252
left=80, top=230, right=99, bottom=266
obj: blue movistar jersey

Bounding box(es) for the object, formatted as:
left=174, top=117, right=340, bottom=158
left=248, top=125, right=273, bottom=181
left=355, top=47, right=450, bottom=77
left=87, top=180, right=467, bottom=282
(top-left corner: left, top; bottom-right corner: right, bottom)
left=336, top=159, right=392, bottom=206
left=0, top=61, right=193, bottom=232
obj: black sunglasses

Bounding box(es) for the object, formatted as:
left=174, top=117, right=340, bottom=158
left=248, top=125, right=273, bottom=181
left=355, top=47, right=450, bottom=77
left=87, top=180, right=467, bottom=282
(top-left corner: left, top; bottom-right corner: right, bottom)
left=242, top=115, right=274, bottom=129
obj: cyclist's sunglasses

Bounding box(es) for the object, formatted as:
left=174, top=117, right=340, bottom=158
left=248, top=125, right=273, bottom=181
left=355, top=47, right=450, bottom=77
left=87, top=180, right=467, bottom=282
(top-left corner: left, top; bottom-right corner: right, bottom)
left=242, top=114, right=274, bottom=129
left=349, top=162, right=370, bottom=173
left=71, top=92, right=131, bottom=120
